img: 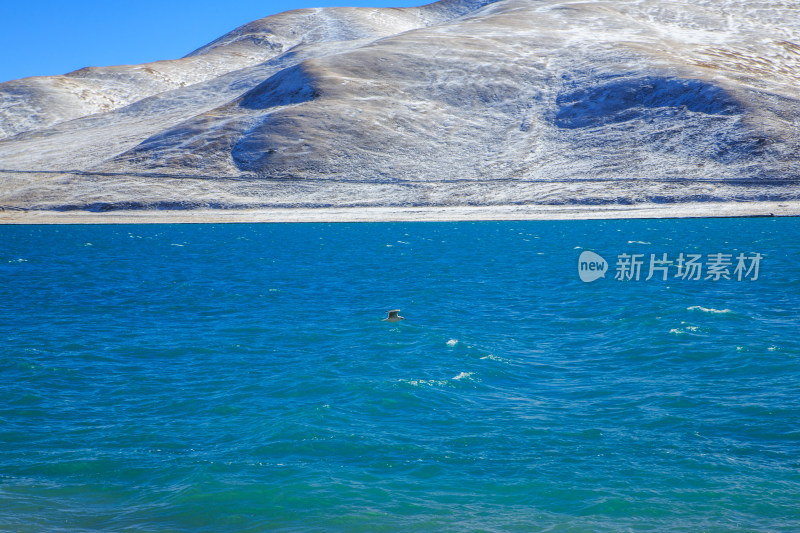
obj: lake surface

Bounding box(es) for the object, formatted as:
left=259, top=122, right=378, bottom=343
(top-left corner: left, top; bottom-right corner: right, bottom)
left=1, top=219, right=799, bottom=531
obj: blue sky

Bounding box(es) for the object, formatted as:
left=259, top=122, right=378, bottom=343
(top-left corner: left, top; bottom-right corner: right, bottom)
left=0, top=0, right=424, bottom=83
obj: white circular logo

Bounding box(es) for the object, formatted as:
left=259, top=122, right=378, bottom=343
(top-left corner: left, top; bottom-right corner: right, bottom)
left=578, top=251, right=607, bottom=282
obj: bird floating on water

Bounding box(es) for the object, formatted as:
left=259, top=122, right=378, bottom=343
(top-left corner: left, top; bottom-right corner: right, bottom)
left=383, top=309, right=405, bottom=322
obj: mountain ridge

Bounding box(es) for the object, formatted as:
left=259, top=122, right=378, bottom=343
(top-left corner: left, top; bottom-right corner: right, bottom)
left=1, top=0, right=799, bottom=210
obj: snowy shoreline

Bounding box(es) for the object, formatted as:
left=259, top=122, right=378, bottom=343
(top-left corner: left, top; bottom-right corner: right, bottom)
left=1, top=200, right=798, bottom=224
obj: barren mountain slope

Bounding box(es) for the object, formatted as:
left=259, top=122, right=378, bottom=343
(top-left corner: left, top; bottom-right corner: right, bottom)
left=1, top=0, right=799, bottom=210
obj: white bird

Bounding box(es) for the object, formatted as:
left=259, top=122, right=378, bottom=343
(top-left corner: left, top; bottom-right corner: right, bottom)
left=383, top=309, right=405, bottom=322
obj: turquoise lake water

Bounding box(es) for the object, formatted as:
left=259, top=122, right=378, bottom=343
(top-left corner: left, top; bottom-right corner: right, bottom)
left=1, top=219, right=799, bottom=531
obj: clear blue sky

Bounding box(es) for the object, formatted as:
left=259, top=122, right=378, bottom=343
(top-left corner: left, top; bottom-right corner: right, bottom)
left=0, top=0, right=425, bottom=83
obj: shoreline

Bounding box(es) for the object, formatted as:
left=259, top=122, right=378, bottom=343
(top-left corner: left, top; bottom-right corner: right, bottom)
left=1, top=200, right=799, bottom=224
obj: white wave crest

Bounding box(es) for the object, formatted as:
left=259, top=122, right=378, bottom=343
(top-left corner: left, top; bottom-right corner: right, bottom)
left=669, top=324, right=701, bottom=335
left=400, top=378, right=449, bottom=387
left=687, top=306, right=733, bottom=314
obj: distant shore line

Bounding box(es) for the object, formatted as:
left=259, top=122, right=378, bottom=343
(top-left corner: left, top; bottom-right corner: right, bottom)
left=1, top=201, right=799, bottom=224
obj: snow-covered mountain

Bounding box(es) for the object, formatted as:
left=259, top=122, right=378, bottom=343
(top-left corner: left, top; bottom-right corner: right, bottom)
left=1, top=0, right=799, bottom=210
